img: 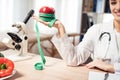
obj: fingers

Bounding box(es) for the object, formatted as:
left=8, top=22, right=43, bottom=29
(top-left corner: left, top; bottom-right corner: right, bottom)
left=85, top=60, right=100, bottom=68
left=85, top=62, right=95, bottom=69
left=32, top=15, right=49, bottom=26
left=32, top=15, right=41, bottom=22
left=32, top=15, right=61, bottom=28
left=37, top=19, right=49, bottom=26
left=85, top=59, right=107, bottom=70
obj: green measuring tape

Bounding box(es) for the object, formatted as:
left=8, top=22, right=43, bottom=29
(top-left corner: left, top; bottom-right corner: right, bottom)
left=39, top=13, right=56, bottom=28
left=39, top=13, right=55, bottom=22
left=34, top=22, right=46, bottom=70
left=34, top=13, right=56, bottom=70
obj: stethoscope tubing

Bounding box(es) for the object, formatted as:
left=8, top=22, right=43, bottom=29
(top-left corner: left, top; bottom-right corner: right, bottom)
left=99, top=32, right=111, bottom=41
left=98, top=32, right=111, bottom=59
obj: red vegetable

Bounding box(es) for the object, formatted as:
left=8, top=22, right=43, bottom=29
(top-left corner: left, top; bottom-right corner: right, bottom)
left=0, top=58, right=14, bottom=78
left=39, top=6, right=55, bottom=14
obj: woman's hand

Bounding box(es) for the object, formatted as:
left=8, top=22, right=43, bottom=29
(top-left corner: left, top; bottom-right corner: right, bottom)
left=32, top=15, right=66, bottom=37
left=85, top=59, right=115, bottom=73
left=32, top=15, right=49, bottom=26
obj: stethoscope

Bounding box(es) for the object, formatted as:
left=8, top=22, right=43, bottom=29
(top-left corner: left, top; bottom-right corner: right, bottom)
left=99, top=32, right=111, bottom=42
left=98, top=32, right=111, bottom=61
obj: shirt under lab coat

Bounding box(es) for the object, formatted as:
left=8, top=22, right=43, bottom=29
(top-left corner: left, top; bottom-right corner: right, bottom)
left=51, top=20, right=120, bottom=73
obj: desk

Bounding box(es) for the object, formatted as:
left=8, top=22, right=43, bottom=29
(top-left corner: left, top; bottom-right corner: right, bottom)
left=4, top=54, right=102, bottom=80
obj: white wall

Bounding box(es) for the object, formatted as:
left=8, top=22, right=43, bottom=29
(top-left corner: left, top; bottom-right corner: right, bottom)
left=12, top=0, right=35, bottom=32
left=0, top=0, right=14, bottom=32
left=58, top=0, right=82, bottom=33
left=33, top=0, right=83, bottom=34
left=0, top=0, right=83, bottom=34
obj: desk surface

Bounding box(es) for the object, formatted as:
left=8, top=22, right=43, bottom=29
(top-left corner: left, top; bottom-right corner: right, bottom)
left=3, top=54, right=103, bottom=80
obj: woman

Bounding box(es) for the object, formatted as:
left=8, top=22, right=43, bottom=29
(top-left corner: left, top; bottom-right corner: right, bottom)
left=33, top=0, right=120, bottom=73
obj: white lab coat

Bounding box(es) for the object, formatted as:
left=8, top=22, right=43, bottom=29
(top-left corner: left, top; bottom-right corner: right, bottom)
left=51, top=20, right=120, bottom=73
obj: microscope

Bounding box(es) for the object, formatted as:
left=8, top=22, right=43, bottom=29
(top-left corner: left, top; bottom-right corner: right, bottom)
left=1, top=9, right=34, bottom=61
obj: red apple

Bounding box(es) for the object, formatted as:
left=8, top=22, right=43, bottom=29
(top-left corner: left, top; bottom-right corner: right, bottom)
left=39, top=6, right=55, bottom=14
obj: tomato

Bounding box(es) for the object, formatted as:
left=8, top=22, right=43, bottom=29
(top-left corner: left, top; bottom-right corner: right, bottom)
left=0, top=58, right=14, bottom=78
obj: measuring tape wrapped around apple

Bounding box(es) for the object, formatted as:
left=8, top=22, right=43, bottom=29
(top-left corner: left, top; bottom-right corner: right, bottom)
left=34, top=6, right=56, bottom=70
left=0, top=53, right=14, bottom=78
left=39, top=6, right=56, bottom=27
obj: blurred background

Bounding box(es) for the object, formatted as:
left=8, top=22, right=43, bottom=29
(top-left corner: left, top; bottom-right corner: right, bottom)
left=0, top=0, right=114, bottom=58
left=0, top=0, right=82, bottom=34
left=0, top=0, right=114, bottom=34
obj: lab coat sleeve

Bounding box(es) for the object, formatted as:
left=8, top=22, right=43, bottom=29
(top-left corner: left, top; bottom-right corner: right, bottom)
left=51, top=25, right=99, bottom=66
left=114, top=62, right=120, bottom=73
left=51, top=34, right=78, bottom=66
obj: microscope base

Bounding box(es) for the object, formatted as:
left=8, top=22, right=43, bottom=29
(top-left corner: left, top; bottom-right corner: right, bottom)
left=6, top=54, right=33, bottom=62
left=1, top=49, right=35, bottom=62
